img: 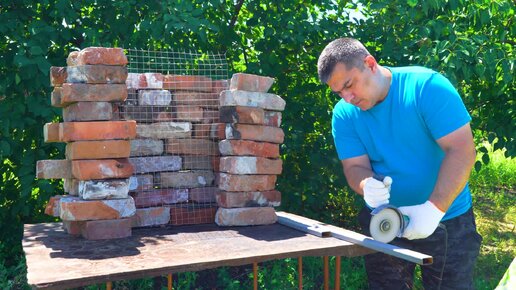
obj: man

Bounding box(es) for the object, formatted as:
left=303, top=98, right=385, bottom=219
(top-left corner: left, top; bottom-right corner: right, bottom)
left=317, top=38, right=482, bottom=289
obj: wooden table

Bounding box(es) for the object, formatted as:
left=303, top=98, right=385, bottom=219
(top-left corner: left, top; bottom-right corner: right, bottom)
left=23, top=221, right=373, bottom=289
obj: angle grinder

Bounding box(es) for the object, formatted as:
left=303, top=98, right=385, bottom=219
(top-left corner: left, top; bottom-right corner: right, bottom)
left=368, top=176, right=410, bottom=243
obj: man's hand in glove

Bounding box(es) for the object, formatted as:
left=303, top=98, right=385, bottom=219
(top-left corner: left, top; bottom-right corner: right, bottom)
left=362, top=176, right=392, bottom=208
left=398, top=201, right=445, bottom=240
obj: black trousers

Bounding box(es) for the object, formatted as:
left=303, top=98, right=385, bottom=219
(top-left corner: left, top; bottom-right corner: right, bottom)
left=358, top=207, right=482, bottom=290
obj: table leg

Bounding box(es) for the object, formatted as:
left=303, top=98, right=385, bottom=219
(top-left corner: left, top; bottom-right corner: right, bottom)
left=298, top=257, right=303, bottom=290
left=323, top=256, right=329, bottom=290
left=253, top=262, right=258, bottom=290
left=335, top=256, right=341, bottom=290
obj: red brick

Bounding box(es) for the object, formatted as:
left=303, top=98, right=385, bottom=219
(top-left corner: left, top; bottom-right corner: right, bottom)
left=192, top=123, right=213, bottom=139
left=202, top=109, right=219, bottom=124
left=163, top=75, right=213, bottom=92
left=212, top=79, right=229, bottom=94
left=44, top=123, right=61, bottom=143
left=71, top=159, right=134, bottom=180
left=169, top=205, right=217, bottom=225
left=63, top=102, right=113, bottom=122
left=264, top=111, right=282, bottom=127
left=230, top=73, right=275, bottom=93
left=45, top=195, right=64, bottom=217
left=66, top=65, right=128, bottom=84
left=218, top=173, right=277, bottom=192
left=60, top=120, right=136, bottom=142
left=166, top=139, right=219, bottom=156
left=219, top=106, right=265, bottom=125
left=218, top=140, right=280, bottom=158
left=36, top=160, right=72, bottom=179
left=219, top=156, right=282, bottom=175
left=51, top=87, right=64, bottom=108
left=126, top=73, right=164, bottom=89
left=220, top=90, right=285, bottom=111
left=131, top=207, right=170, bottom=227
left=215, top=207, right=277, bottom=226
left=216, top=190, right=281, bottom=208
left=81, top=219, right=132, bottom=240
left=189, top=187, right=218, bottom=203
left=60, top=83, right=127, bottom=105
left=62, top=221, right=84, bottom=235
left=75, top=47, right=128, bottom=66
left=67, top=51, right=79, bottom=66
left=60, top=196, right=136, bottom=221
left=66, top=140, right=130, bottom=160
left=173, top=92, right=218, bottom=108
left=176, top=105, right=204, bottom=122
left=225, top=124, right=284, bottom=144
left=182, top=156, right=218, bottom=170
left=210, top=123, right=226, bottom=140
left=50, top=66, right=67, bottom=86
left=131, top=188, right=188, bottom=208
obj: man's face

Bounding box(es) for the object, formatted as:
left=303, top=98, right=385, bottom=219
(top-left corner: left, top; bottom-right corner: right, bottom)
left=327, top=61, right=378, bottom=111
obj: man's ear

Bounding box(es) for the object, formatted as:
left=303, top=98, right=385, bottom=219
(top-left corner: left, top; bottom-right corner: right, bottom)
left=364, top=55, right=377, bottom=72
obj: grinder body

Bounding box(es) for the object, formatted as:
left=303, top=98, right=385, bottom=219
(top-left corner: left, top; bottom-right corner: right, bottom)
left=370, top=204, right=410, bottom=243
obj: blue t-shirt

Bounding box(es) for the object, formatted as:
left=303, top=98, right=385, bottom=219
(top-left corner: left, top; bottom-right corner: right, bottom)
left=332, top=66, right=472, bottom=221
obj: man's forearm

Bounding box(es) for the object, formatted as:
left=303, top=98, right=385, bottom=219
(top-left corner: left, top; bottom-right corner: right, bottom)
left=429, top=147, right=476, bottom=212
left=344, top=165, right=375, bottom=196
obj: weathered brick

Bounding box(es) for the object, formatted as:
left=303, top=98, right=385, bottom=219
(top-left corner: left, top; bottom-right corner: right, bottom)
left=129, top=175, right=154, bottom=192
left=36, top=160, right=72, bottom=179
left=212, top=79, right=229, bottom=94
left=163, top=75, right=212, bottom=92
left=63, top=102, right=113, bottom=122
left=74, top=47, right=128, bottom=66
left=50, top=66, right=67, bottom=86
left=159, top=170, right=215, bottom=188
left=215, top=207, right=277, bottom=226
left=77, top=179, right=130, bottom=200
left=192, top=123, right=213, bottom=139
left=220, top=90, right=285, bottom=111
left=131, top=207, right=170, bottom=227
left=121, top=105, right=169, bottom=123
left=81, top=219, right=132, bottom=240
left=66, top=140, right=130, bottom=160
left=202, top=109, right=219, bottom=124
left=264, top=111, right=282, bottom=127
left=173, top=92, right=218, bottom=108
left=45, top=195, right=64, bottom=217
left=138, top=90, right=172, bottom=106
left=230, top=73, right=275, bottom=93
left=216, top=190, right=281, bottom=208
left=225, top=124, right=284, bottom=144
left=62, top=220, right=84, bottom=235
left=219, top=156, right=282, bottom=175
left=44, top=123, right=61, bottom=143
left=51, top=86, right=64, bottom=108
left=131, top=188, right=188, bottom=208
left=189, top=187, right=218, bottom=203
left=130, top=139, right=164, bottom=156
left=166, top=139, right=219, bottom=156
left=60, top=120, right=136, bottom=142
left=169, top=205, right=217, bottom=225
left=59, top=196, right=136, bottom=221
left=182, top=156, right=217, bottom=170
left=218, top=173, right=277, bottom=192
left=63, top=179, right=78, bottom=195
left=129, top=156, right=181, bottom=174
left=66, top=65, right=128, bottom=84
left=176, top=105, right=203, bottom=122
left=67, top=51, right=79, bottom=66
left=71, top=159, right=134, bottom=180
left=218, top=140, right=280, bottom=158
left=126, top=73, right=163, bottom=89
left=136, top=122, right=191, bottom=139
left=60, top=83, right=127, bottom=105
left=219, top=106, right=265, bottom=125
left=210, top=123, right=226, bottom=140
left=154, top=112, right=176, bottom=122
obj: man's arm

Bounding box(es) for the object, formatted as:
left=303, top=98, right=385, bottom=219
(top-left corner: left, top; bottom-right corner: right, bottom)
left=429, top=122, right=476, bottom=212
left=341, top=154, right=373, bottom=196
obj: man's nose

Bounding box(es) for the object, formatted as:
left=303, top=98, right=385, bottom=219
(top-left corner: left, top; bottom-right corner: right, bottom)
left=340, top=92, right=354, bottom=103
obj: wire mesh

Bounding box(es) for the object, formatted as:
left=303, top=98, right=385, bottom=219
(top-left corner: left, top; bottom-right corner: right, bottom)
left=120, top=48, right=228, bottom=227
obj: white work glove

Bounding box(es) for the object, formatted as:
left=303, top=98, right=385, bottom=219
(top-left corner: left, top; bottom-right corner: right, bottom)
left=398, top=201, right=445, bottom=240
left=363, top=176, right=392, bottom=208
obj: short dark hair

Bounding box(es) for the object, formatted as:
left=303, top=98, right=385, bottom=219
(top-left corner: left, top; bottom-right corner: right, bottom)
left=317, top=38, right=371, bottom=83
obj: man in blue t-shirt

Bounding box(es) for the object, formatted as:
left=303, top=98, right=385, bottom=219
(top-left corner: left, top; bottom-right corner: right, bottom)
left=317, top=38, right=482, bottom=289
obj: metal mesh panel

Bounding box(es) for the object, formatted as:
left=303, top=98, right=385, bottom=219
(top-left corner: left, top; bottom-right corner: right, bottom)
left=119, top=49, right=228, bottom=227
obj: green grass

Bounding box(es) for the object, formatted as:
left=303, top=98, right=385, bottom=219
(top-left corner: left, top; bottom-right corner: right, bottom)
left=2, top=150, right=514, bottom=289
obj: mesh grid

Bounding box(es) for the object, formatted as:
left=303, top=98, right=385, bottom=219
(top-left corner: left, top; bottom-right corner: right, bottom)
left=120, top=49, right=228, bottom=227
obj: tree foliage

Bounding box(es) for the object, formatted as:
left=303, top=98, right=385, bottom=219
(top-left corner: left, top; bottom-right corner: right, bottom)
left=0, top=0, right=514, bottom=283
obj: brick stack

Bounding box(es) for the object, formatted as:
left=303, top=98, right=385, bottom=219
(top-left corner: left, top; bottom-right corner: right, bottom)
left=215, top=73, right=286, bottom=226
left=39, top=47, right=137, bottom=240
left=122, top=72, right=228, bottom=227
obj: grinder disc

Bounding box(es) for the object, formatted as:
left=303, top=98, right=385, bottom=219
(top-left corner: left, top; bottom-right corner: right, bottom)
left=370, top=208, right=401, bottom=243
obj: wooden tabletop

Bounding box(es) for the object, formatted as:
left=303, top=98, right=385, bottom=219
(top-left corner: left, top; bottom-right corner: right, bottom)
left=23, top=220, right=373, bottom=289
